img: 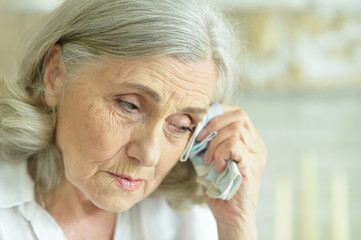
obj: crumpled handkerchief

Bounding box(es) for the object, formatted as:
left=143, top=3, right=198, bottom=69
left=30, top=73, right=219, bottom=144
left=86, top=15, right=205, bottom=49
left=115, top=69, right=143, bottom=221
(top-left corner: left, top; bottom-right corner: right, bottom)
left=180, top=103, right=242, bottom=200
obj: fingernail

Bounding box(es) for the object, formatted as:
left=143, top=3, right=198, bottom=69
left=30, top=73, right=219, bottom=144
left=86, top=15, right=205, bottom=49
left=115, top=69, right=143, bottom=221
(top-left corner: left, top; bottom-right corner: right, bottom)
left=197, top=129, right=208, bottom=141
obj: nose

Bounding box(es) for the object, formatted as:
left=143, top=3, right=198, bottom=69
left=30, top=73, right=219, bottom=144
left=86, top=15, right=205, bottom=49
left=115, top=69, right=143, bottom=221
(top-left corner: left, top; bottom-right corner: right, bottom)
left=126, top=121, right=163, bottom=167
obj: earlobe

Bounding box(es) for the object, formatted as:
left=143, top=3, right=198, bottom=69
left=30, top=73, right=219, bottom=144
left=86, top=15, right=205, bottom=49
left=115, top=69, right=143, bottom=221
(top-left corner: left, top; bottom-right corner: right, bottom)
left=43, top=44, right=64, bottom=108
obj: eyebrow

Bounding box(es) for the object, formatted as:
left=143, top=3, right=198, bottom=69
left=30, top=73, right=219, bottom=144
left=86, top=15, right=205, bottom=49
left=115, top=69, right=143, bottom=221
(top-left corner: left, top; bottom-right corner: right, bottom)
left=123, top=82, right=208, bottom=115
left=123, top=82, right=161, bottom=102
left=181, top=106, right=208, bottom=115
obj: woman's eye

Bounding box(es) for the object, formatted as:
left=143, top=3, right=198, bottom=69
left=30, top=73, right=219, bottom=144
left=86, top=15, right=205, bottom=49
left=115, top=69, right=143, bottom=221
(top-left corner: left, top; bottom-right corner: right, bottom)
left=116, top=99, right=138, bottom=111
left=167, top=117, right=194, bottom=135
left=177, top=126, right=193, bottom=133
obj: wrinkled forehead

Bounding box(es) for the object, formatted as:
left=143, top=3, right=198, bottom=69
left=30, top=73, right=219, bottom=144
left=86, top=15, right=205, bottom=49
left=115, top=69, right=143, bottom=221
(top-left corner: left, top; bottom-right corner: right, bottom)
left=104, top=57, right=218, bottom=104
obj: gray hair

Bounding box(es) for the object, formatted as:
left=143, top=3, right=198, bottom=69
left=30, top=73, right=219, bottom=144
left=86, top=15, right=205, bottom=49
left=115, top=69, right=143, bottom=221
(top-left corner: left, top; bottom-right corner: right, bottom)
left=0, top=0, right=240, bottom=209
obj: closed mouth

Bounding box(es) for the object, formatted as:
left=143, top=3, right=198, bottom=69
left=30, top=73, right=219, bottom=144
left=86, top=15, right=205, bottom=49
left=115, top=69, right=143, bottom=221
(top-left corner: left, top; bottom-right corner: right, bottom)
left=108, top=172, right=144, bottom=191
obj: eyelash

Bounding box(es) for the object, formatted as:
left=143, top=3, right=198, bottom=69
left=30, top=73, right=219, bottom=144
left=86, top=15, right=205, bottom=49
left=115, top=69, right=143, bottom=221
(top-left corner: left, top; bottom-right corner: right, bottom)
left=178, top=126, right=193, bottom=133
left=116, top=98, right=194, bottom=134
left=116, top=99, right=138, bottom=111
left=170, top=121, right=194, bottom=134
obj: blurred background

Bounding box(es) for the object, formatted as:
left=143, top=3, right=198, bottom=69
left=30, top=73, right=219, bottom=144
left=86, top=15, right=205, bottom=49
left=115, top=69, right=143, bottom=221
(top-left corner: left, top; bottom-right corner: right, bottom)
left=0, top=0, right=360, bottom=239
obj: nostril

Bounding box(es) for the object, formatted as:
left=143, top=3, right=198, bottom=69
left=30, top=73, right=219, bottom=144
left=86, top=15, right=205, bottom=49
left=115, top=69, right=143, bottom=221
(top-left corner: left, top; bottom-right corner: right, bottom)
left=129, top=156, right=141, bottom=165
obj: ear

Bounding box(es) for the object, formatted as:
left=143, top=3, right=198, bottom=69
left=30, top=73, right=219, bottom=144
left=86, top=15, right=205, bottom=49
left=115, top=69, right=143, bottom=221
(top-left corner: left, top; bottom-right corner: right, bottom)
left=43, top=44, right=64, bottom=108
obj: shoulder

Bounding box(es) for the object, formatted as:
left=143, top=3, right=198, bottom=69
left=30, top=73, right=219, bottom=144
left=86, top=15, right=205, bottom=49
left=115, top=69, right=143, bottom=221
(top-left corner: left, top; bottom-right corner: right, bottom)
left=0, top=160, right=34, bottom=209
left=0, top=160, right=39, bottom=239
left=0, top=207, right=37, bottom=239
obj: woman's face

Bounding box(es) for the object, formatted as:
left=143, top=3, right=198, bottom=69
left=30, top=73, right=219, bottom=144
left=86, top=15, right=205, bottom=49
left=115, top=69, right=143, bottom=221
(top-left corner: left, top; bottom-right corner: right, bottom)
left=54, top=57, right=217, bottom=211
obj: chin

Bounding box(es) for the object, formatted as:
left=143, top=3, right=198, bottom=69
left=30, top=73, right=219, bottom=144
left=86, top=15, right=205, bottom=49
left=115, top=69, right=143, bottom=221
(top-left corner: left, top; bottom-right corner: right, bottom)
left=86, top=190, right=144, bottom=212
left=94, top=199, right=136, bottom=212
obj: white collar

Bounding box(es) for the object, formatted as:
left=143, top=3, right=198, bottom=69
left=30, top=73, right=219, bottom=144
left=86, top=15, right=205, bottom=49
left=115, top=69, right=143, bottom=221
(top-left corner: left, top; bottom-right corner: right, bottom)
left=0, top=160, right=35, bottom=209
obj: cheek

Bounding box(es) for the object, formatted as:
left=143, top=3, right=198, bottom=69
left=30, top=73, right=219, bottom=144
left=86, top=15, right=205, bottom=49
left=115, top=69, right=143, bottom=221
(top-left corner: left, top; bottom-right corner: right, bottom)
left=56, top=100, right=128, bottom=179
left=82, top=107, right=127, bottom=157
left=153, top=133, right=191, bottom=182
left=154, top=147, right=182, bottom=181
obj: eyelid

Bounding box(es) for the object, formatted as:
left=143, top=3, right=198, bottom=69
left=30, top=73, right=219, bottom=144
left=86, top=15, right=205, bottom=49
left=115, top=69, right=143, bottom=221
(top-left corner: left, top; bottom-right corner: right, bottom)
left=115, top=98, right=139, bottom=113
left=169, top=119, right=195, bottom=133
left=184, top=126, right=194, bottom=133
left=116, top=93, right=142, bottom=105
left=166, top=123, right=193, bottom=135
left=169, top=114, right=192, bottom=125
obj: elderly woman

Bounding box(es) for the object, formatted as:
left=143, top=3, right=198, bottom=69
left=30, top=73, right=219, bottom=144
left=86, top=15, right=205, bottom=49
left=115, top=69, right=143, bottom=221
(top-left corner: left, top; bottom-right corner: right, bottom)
left=0, top=0, right=266, bottom=239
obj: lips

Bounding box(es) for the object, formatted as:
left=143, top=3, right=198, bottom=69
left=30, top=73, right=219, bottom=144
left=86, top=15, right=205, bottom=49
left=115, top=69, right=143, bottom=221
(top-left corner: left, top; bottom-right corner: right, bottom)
left=108, top=172, right=144, bottom=192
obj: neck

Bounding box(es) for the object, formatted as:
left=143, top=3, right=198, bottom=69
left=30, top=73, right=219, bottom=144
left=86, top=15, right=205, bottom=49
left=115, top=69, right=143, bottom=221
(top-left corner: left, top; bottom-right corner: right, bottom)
left=44, top=178, right=97, bottom=214
left=42, top=178, right=117, bottom=239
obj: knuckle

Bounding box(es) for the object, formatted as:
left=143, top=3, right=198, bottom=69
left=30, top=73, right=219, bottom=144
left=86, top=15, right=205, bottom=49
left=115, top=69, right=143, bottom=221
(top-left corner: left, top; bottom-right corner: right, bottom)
left=243, top=165, right=252, bottom=177
left=232, top=141, right=243, bottom=160
left=238, top=163, right=251, bottom=177
left=236, top=109, right=250, bottom=122
left=234, top=108, right=243, bottom=115
left=230, top=147, right=238, bottom=161
left=225, top=137, right=239, bottom=150
left=234, top=108, right=246, bottom=117
left=230, top=121, right=243, bottom=133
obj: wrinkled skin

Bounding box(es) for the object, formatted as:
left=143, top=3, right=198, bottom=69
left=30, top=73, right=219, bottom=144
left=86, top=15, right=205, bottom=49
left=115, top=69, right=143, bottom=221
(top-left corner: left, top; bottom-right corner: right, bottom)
left=43, top=45, right=266, bottom=239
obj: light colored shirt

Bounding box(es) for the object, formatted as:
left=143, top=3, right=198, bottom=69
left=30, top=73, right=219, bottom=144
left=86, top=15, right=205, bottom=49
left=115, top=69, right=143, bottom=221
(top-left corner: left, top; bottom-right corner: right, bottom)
left=0, top=160, right=218, bottom=240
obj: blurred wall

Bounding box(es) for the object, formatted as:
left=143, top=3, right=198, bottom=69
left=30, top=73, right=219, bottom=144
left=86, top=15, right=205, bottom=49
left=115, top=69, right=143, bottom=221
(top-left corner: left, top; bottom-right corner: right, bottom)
left=0, top=10, right=44, bottom=80
left=229, top=10, right=361, bottom=90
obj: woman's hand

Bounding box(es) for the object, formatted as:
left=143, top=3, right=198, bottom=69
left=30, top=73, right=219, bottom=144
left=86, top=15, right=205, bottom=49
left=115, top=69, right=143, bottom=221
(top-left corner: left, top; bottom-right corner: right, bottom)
left=197, top=104, right=267, bottom=240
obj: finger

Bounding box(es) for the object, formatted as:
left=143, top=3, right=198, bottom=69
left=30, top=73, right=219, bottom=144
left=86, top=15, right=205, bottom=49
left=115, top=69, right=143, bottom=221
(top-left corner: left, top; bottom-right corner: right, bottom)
left=196, top=109, right=243, bottom=141
left=222, top=105, right=257, bottom=135
left=197, top=107, right=254, bottom=141
left=204, top=123, right=254, bottom=163
left=213, top=137, right=248, bottom=172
